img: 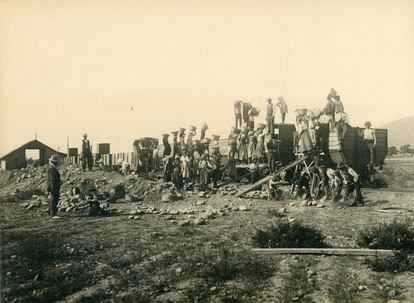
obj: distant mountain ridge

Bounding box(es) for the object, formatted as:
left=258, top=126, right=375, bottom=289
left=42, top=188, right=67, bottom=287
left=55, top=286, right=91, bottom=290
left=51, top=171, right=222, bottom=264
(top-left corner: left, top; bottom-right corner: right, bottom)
left=380, top=116, right=414, bottom=148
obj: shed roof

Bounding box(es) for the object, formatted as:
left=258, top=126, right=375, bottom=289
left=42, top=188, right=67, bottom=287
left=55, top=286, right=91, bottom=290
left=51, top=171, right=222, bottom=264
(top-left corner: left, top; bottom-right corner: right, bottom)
left=0, top=139, right=67, bottom=160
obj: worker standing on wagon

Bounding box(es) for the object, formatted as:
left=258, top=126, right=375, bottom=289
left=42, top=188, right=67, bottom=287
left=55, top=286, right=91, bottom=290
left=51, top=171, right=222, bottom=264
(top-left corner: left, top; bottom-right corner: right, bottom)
left=247, top=106, right=257, bottom=130
left=363, top=121, right=376, bottom=166
left=234, top=101, right=242, bottom=129
left=200, top=122, right=208, bottom=141
left=266, top=98, right=275, bottom=134
left=81, top=134, right=93, bottom=171
left=242, top=102, right=251, bottom=126
left=276, top=97, right=288, bottom=124
left=295, top=110, right=313, bottom=154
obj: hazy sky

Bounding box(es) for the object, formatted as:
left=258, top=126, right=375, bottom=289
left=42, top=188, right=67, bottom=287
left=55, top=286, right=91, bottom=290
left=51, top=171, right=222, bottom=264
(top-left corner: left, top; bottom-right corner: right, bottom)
left=1, top=0, right=413, bottom=155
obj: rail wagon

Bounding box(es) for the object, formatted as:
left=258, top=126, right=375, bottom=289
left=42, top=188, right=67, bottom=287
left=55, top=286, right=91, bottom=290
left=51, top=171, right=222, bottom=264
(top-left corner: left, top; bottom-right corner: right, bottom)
left=229, top=123, right=387, bottom=171
left=234, top=123, right=388, bottom=198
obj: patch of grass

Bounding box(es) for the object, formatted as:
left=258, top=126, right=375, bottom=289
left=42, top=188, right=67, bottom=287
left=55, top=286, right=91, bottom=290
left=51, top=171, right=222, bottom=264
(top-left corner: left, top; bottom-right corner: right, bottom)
left=357, top=219, right=414, bottom=252
left=197, top=248, right=273, bottom=284
left=2, top=230, right=103, bottom=303
left=184, top=247, right=275, bottom=302
left=252, top=220, right=329, bottom=248
left=366, top=252, right=414, bottom=273
left=327, top=263, right=358, bottom=303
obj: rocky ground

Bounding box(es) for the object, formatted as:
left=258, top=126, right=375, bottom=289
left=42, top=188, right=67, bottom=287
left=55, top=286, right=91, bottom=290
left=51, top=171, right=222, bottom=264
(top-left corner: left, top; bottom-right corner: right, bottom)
left=1, top=161, right=414, bottom=303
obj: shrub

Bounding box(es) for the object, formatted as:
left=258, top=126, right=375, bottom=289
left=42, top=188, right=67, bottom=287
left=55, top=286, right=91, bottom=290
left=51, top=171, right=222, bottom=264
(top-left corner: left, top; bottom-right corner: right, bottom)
left=252, top=220, right=329, bottom=248
left=357, top=219, right=414, bottom=252
left=366, top=252, right=414, bottom=273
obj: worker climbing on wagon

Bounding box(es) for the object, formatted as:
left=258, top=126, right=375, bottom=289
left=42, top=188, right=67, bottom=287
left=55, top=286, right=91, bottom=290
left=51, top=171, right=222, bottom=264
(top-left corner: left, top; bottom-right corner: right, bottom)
left=334, top=162, right=363, bottom=206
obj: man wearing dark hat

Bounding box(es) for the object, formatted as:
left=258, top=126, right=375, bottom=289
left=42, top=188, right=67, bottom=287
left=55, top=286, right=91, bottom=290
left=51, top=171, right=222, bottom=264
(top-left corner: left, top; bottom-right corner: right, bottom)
left=335, top=162, right=363, bottom=205
left=81, top=133, right=93, bottom=171
left=47, top=155, right=61, bottom=218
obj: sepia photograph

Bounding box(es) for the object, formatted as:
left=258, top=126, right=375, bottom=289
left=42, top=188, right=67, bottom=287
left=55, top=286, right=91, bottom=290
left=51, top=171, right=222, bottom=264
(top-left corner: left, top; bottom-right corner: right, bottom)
left=1, top=0, right=414, bottom=302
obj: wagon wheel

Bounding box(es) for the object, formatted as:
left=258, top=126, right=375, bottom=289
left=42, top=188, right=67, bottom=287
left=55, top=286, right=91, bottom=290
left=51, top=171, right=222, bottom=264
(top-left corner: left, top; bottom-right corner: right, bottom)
left=309, top=172, right=321, bottom=199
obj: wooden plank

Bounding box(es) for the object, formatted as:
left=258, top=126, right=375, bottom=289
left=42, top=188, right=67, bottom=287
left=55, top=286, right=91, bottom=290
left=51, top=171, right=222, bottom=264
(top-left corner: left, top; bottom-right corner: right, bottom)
left=251, top=248, right=395, bottom=256
left=235, top=154, right=313, bottom=197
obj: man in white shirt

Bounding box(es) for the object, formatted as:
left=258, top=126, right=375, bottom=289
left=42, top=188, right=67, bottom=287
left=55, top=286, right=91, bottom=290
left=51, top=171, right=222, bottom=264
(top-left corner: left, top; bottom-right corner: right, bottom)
left=363, top=121, right=376, bottom=165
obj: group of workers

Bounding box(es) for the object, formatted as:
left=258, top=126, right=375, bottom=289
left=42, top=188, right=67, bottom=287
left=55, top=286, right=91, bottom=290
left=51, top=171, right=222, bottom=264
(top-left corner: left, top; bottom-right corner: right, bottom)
left=160, top=123, right=225, bottom=190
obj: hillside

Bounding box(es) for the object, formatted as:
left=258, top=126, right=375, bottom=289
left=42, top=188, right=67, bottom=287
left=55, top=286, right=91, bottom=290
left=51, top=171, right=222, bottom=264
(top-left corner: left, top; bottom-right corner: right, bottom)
left=380, top=116, right=414, bottom=148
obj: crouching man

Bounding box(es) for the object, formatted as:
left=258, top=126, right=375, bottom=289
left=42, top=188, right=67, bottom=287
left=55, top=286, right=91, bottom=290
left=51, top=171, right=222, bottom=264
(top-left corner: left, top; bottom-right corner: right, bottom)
left=335, top=162, right=363, bottom=206
left=47, top=155, right=61, bottom=219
